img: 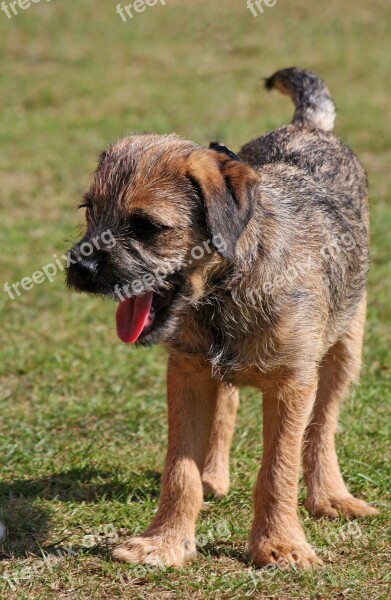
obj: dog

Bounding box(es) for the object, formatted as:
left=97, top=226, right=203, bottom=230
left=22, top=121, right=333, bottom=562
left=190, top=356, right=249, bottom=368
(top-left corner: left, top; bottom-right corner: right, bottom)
left=66, top=67, right=378, bottom=569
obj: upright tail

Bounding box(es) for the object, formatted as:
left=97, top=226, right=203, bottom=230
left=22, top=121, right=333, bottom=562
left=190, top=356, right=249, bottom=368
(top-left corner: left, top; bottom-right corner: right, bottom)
left=265, top=67, right=336, bottom=132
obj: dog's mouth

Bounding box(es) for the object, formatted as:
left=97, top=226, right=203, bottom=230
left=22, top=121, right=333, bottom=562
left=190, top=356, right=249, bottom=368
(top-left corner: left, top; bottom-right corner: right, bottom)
left=115, top=287, right=175, bottom=344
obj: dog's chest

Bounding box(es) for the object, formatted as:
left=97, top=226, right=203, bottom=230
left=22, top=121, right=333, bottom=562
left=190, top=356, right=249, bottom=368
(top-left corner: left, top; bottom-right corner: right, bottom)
left=171, top=309, right=282, bottom=384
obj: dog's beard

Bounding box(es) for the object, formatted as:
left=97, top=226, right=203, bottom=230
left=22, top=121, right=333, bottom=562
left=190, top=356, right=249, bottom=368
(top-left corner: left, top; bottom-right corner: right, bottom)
left=66, top=231, right=190, bottom=344
left=67, top=259, right=186, bottom=346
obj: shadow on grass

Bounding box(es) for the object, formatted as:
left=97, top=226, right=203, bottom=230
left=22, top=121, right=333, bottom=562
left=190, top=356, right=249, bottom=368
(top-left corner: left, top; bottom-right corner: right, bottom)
left=199, top=542, right=250, bottom=565
left=0, top=467, right=161, bottom=559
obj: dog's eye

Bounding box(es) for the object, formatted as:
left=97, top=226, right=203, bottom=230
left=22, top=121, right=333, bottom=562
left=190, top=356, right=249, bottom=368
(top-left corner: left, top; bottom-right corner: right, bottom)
left=130, top=215, right=166, bottom=239
left=78, top=193, right=93, bottom=210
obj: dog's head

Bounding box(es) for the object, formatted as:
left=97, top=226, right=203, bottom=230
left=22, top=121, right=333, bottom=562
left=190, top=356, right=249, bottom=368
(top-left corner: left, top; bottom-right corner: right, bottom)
left=66, top=133, right=260, bottom=345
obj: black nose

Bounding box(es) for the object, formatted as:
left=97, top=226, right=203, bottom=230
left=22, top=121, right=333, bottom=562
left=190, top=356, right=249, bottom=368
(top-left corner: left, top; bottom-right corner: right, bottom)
left=67, top=247, right=101, bottom=289
left=73, top=254, right=99, bottom=276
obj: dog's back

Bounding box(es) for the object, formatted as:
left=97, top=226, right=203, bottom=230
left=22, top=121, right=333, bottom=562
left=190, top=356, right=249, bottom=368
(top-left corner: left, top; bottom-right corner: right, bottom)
left=235, top=69, right=369, bottom=352
left=239, top=68, right=368, bottom=224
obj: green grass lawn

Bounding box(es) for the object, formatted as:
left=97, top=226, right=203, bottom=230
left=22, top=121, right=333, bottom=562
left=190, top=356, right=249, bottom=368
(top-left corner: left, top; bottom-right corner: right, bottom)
left=0, top=0, right=390, bottom=597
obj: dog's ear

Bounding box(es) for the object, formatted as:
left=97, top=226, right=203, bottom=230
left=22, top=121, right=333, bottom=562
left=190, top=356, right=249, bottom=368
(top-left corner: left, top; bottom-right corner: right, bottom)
left=186, top=148, right=260, bottom=260
left=209, top=141, right=241, bottom=161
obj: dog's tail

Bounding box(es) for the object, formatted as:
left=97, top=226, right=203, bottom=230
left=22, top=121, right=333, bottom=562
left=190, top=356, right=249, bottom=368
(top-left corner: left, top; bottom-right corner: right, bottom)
left=265, top=67, right=336, bottom=132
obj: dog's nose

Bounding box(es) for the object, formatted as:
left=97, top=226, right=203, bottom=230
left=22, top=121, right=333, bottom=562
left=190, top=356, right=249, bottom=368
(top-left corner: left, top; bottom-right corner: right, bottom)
left=76, top=256, right=99, bottom=275
left=68, top=247, right=100, bottom=280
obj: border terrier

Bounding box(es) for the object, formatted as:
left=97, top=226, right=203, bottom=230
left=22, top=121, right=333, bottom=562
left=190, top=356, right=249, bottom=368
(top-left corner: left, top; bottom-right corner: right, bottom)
left=67, top=67, right=378, bottom=568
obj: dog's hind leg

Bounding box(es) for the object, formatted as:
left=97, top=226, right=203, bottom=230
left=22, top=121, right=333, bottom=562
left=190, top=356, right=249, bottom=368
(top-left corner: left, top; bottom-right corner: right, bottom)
left=303, top=296, right=379, bottom=519
left=202, top=383, right=239, bottom=498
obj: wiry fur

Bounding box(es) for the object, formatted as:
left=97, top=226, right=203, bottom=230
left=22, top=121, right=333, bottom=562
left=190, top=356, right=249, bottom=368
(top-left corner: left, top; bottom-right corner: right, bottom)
left=265, top=67, right=336, bottom=131
left=67, top=67, right=378, bottom=570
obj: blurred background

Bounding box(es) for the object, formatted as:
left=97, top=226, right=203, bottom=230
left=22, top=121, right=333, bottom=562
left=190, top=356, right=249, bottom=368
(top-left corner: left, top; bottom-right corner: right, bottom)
left=0, top=1, right=390, bottom=597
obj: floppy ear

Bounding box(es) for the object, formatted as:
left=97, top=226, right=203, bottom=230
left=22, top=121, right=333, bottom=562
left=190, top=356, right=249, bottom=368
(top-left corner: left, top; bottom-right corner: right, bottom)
left=186, top=148, right=260, bottom=260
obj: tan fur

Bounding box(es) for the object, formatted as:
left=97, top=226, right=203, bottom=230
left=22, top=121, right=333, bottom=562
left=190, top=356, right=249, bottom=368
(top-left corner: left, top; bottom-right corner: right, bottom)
left=303, top=295, right=378, bottom=519
left=202, top=383, right=239, bottom=497
left=67, top=69, right=378, bottom=570
left=250, top=373, right=322, bottom=567
left=113, top=354, right=218, bottom=566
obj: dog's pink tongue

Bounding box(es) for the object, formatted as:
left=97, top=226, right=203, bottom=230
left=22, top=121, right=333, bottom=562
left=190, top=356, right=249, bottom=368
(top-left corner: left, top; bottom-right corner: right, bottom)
left=116, top=292, right=153, bottom=343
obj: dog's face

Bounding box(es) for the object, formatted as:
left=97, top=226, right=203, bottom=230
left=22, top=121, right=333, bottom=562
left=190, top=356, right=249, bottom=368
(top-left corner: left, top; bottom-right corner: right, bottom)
left=66, top=133, right=260, bottom=346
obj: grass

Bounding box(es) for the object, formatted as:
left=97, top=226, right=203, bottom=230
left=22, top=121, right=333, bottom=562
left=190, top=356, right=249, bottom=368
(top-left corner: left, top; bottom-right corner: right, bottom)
left=0, top=0, right=390, bottom=597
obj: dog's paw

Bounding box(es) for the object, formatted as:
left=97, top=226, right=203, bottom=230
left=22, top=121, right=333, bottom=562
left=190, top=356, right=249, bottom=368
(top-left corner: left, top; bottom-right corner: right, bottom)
left=202, top=471, right=229, bottom=498
left=112, top=535, right=196, bottom=567
left=249, top=536, right=323, bottom=570
left=305, top=495, right=379, bottom=519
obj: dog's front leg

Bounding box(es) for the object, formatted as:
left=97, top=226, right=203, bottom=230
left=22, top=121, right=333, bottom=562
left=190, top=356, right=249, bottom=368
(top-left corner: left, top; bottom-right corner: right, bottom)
left=113, top=355, right=217, bottom=567
left=249, top=374, right=323, bottom=569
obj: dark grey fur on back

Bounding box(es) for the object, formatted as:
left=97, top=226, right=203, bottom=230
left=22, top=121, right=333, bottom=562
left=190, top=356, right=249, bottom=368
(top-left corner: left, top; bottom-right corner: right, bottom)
left=189, top=69, right=370, bottom=376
